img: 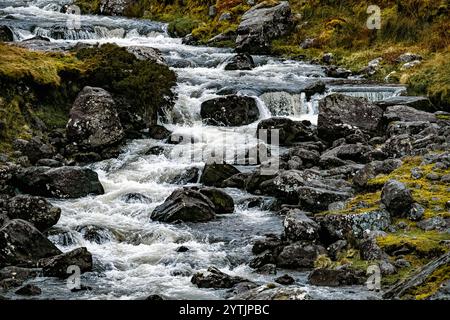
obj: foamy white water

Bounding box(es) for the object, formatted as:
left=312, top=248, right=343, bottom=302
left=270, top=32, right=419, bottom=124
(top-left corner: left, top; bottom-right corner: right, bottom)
left=0, top=0, right=396, bottom=300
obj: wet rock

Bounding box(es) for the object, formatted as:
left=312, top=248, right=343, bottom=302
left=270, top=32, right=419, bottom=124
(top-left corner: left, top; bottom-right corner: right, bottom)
left=318, top=209, right=391, bottom=240
left=207, top=30, right=237, bottom=45
left=283, top=209, right=320, bottom=241
left=255, top=264, right=277, bottom=275
left=6, top=195, right=61, bottom=232
left=15, top=284, right=41, bottom=296
left=66, top=87, right=124, bottom=150
left=151, top=188, right=216, bottom=223
left=146, top=294, right=164, bottom=300
left=381, top=180, right=414, bottom=217
left=76, top=225, right=115, bottom=244
left=191, top=267, right=247, bottom=289
left=200, top=163, right=240, bottom=187
left=224, top=54, right=255, bottom=71
left=198, top=188, right=234, bottom=214
left=120, top=193, right=152, bottom=204
left=176, top=246, right=189, bottom=253
left=257, top=117, right=316, bottom=146
left=222, top=172, right=252, bottom=189
left=252, top=235, right=284, bottom=255
left=283, top=148, right=320, bottom=169
left=39, top=247, right=93, bottom=279
left=200, top=95, right=259, bottom=126
left=317, top=94, right=384, bottom=143
left=15, top=166, right=104, bottom=199
left=236, top=1, right=294, bottom=54
left=407, top=203, right=425, bottom=221
left=126, top=46, right=165, bottom=64
left=147, top=125, right=171, bottom=140
left=325, top=66, right=351, bottom=78
left=0, top=25, right=14, bottom=42
left=168, top=167, right=200, bottom=185
left=376, top=96, right=433, bottom=112
left=0, top=219, right=61, bottom=267
left=276, top=243, right=326, bottom=269
left=296, top=185, right=352, bottom=213
left=0, top=266, right=40, bottom=283
left=275, top=274, right=295, bottom=285
left=308, top=267, right=366, bottom=287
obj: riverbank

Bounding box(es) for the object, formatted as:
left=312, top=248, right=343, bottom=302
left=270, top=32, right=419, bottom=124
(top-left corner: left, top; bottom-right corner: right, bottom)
left=73, top=0, right=449, bottom=109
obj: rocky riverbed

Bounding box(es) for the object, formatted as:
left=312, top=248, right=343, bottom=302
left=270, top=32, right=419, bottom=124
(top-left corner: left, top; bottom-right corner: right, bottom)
left=0, top=0, right=449, bottom=300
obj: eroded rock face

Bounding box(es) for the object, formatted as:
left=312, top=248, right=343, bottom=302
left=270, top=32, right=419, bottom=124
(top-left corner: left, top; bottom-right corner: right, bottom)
left=318, top=94, right=384, bottom=143
left=151, top=188, right=216, bottom=223
left=0, top=219, right=61, bottom=267
left=14, top=166, right=104, bottom=199
left=224, top=54, right=255, bottom=71
left=200, top=95, right=259, bottom=126
left=67, top=86, right=125, bottom=150
left=236, top=1, right=294, bottom=54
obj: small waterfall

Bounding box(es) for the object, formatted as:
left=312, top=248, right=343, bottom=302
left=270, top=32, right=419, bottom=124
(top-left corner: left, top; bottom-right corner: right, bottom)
left=329, top=85, right=407, bottom=102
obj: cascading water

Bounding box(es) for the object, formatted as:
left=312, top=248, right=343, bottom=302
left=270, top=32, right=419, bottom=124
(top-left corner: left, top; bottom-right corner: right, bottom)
left=0, top=0, right=400, bottom=300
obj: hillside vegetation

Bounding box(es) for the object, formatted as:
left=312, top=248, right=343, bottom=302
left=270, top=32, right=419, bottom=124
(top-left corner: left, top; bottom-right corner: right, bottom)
left=74, top=0, right=449, bottom=108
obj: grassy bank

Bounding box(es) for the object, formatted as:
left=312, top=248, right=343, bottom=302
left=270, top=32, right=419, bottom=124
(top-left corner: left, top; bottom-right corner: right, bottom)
left=82, top=0, right=449, bottom=108
left=0, top=43, right=176, bottom=154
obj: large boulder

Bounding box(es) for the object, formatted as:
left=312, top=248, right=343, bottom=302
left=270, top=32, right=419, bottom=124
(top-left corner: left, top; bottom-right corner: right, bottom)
left=321, top=143, right=373, bottom=164
left=276, top=243, right=326, bottom=269
left=224, top=54, right=255, bottom=71
left=151, top=188, right=216, bottom=223
left=200, top=95, right=259, bottom=126
left=283, top=209, right=320, bottom=241
left=191, top=266, right=248, bottom=289
left=39, top=247, right=93, bottom=279
left=200, top=163, right=240, bottom=187
left=99, top=0, right=134, bottom=16
left=381, top=180, right=414, bottom=216
left=308, top=267, right=366, bottom=287
left=197, top=188, right=234, bottom=214
left=6, top=195, right=61, bottom=232
left=15, top=166, right=104, bottom=199
left=318, top=94, right=384, bottom=143
left=0, top=220, right=61, bottom=267
left=191, top=267, right=247, bottom=289
left=126, top=46, right=165, bottom=64
left=66, top=87, right=124, bottom=150
left=318, top=209, right=391, bottom=240
left=257, top=117, right=317, bottom=146
left=236, top=1, right=294, bottom=54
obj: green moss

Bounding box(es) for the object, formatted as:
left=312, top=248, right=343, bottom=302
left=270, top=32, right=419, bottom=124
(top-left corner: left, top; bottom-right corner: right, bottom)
left=168, top=17, right=199, bottom=37
left=407, top=264, right=450, bottom=300
left=73, top=0, right=101, bottom=14
left=377, top=229, right=448, bottom=258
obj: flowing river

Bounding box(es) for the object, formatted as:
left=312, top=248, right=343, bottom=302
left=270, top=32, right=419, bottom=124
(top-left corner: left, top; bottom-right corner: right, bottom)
left=0, top=0, right=405, bottom=300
